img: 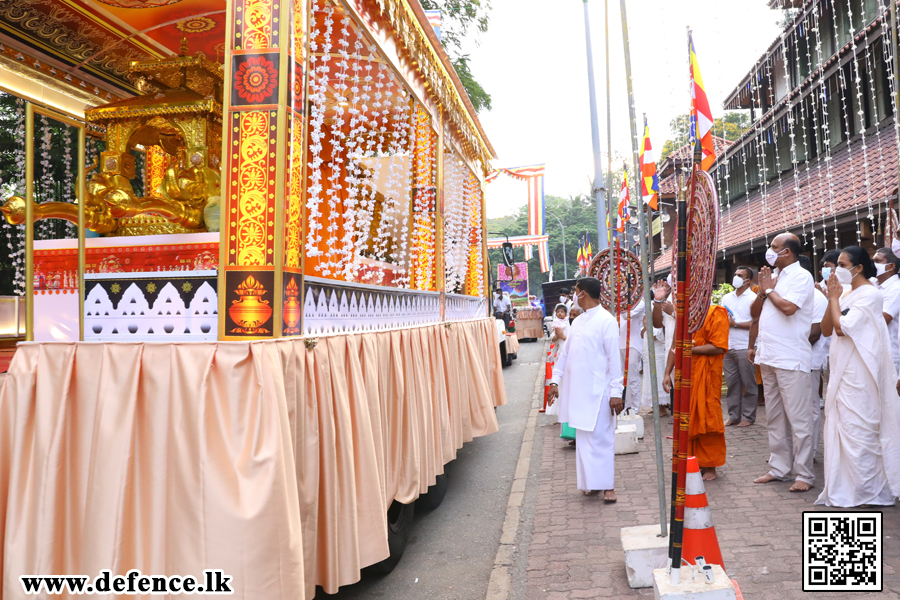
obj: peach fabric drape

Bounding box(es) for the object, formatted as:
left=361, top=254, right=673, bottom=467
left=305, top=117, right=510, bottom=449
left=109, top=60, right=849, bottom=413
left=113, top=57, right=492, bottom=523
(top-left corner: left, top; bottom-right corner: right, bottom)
left=0, top=318, right=506, bottom=599
left=515, top=309, right=544, bottom=340
left=505, top=334, right=520, bottom=354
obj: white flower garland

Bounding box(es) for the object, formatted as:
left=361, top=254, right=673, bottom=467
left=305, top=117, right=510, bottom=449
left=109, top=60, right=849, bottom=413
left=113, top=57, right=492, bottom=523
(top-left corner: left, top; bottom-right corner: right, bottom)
left=443, top=149, right=467, bottom=293
left=305, top=0, right=331, bottom=260
left=306, top=11, right=415, bottom=287
left=2, top=98, right=25, bottom=293
left=464, top=171, right=484, bottom=294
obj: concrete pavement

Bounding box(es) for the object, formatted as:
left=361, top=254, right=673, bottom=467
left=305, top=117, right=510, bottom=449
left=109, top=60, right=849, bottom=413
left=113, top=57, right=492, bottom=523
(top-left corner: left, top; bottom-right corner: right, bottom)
left=511, top=387, right=900, bottom=599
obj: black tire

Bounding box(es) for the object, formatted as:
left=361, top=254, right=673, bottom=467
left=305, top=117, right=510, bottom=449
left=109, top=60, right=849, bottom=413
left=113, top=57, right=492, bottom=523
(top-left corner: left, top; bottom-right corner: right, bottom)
left=417, top=472, right=449, bottom=510
left=500, top=342, right=511, bottom=367
left=365, top=500, right=415, bottom=575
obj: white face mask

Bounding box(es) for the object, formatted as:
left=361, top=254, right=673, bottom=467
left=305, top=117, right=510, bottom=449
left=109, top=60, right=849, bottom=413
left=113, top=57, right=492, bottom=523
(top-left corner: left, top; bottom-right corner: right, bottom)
left=893, top=238, right=900, bottom=255
left=560, top=295, right=567, bottom=303
left=820, top=266, right=832, bottom=281
left=732, top=275, right=747, bottom=289
left=667, top=273, right=674, bottom=288
left=876, top=263, right=888, bottom=277
left=573, top=291, right=583, bottom=311
left=835, top=266, right=858, bottom=285
left=765, top=247, right=786, bottom=267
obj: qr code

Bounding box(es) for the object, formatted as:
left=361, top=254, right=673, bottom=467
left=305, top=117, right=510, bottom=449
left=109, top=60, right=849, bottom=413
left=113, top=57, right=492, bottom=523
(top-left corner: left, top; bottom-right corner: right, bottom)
left=803, top=512, right=882, bottom=592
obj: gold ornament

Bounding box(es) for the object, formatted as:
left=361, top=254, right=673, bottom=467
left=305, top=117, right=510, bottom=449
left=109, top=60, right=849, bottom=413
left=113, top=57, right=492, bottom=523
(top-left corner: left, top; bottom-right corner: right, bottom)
left=228, top=275, right=272, bottom=334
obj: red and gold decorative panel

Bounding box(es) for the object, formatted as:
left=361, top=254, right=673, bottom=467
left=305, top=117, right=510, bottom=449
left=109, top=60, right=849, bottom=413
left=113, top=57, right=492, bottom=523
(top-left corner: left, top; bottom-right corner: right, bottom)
left=221, top=0, right=305, bottom=339
left=225, top=110, right=278, bottom=267
left=224, top=270, right=275, bottom=334
left=283, top=110, right=304, bottom=271
left=231, top=53, right=281, bottom=106
left=233, top=0, right=279, bottom=50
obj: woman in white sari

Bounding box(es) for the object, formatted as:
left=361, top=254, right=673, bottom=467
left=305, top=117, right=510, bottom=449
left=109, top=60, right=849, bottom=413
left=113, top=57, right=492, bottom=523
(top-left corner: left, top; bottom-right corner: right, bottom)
left=819, top=246, right=900, bottom=507
left=547, top=304, right=570, bottom=417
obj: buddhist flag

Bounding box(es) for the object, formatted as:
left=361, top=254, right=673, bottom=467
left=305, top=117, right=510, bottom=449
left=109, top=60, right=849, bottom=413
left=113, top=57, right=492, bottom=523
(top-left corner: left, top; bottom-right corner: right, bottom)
left=639, top=117, right=659, bottom=210
left=689, top=31, right=716, bottom=171
left=617, top=165, right=630, bottom=233
left=577, top=245, right=584, bottom=270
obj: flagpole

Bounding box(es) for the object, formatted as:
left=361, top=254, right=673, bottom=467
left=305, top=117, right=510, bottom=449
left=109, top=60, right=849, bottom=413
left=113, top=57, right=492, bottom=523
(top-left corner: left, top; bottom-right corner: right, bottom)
left=581, top=0, right=609, bottom=252
left=604, top=0, right=616, bottom=295
left=619, top=0, right=667, bottom=541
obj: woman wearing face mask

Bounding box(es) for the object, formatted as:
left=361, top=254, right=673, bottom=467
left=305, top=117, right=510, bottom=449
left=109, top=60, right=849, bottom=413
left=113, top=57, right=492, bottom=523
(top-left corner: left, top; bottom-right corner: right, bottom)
left=818, top=246, right=900, bottom=507
left=872, top=248, right=900, bottom=379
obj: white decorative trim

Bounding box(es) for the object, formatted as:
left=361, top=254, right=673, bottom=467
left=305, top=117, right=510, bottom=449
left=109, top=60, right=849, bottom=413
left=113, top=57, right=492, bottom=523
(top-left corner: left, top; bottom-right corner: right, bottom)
left=84, top=280, right=218, bottom=342
left=303, top=284, right=440, bottom=334
left=445, top=294, right=487, bottom=321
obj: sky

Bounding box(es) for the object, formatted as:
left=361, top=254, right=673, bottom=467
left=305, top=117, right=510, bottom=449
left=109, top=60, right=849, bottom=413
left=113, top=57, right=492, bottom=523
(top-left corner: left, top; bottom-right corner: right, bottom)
left=466, top=0, right=783, bottom=219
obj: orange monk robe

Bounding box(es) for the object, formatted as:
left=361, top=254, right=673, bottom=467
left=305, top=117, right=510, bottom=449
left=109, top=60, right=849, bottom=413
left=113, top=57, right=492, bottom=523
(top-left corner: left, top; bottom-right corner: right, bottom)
left=687, top=304, right=729, bottom=468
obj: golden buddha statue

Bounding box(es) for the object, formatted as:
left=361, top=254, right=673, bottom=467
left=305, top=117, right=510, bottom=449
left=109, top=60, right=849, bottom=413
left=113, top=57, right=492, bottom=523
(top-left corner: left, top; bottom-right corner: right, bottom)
left=0, top=38, right=223, bottom=237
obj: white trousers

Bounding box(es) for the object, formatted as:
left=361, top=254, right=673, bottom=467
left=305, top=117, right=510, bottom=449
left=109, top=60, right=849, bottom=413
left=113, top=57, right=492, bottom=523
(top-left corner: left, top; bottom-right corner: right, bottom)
left=575, top=407, right=616, bottom=491
left=641, top=337, right=668, bottom=408
left=761, top=365, right=816, bottom=485
left=620, top=347, right=643, bottom=412
left=809, top=368, right=823, bottom=458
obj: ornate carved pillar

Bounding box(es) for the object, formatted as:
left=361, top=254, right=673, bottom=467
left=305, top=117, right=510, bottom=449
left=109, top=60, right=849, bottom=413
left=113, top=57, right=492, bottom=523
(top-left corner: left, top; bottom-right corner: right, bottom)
left=219, top=0, right=308, bottom=339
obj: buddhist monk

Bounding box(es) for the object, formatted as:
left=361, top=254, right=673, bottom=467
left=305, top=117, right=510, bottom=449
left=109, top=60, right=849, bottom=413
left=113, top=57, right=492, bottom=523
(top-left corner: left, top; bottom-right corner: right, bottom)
left=663, top=304, right=729, bottom=481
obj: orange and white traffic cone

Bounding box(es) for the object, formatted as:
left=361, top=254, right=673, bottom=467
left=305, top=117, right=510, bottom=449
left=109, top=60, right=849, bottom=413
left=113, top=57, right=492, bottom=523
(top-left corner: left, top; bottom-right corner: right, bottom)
left=540, top=344, right=554, bottom=412
left=681, top=456, right=725, bottom=571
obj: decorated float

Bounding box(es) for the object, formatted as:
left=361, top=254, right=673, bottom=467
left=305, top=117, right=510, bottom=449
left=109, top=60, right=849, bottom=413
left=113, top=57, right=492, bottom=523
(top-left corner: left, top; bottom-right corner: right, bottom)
left=0, top=0, right=505, bottom=596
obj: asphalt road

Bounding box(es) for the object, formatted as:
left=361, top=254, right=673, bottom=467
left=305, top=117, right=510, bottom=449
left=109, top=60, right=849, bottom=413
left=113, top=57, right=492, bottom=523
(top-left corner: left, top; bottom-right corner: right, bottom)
left=315, top=338, right=544, bottom=600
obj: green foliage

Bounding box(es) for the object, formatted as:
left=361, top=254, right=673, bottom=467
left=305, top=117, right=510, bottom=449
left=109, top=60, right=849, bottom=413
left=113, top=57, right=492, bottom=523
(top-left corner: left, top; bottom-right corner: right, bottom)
left=486, top=193, right=612, bottom=296
left=451, top=55, right=492, bottom=112
left=711, top=282, right=734, bottom=306
left=420, top=0, right=493, bottom=112
left=657, top=111, right=751, bottom=163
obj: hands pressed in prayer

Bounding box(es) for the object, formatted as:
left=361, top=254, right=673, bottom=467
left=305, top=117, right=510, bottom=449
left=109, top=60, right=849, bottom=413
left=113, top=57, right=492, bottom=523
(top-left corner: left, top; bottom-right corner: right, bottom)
left=609, top=396, right=624, bottom=415
left=758, top=266, right=775, bottom=292
left=825, top=272, right=843, bottom=299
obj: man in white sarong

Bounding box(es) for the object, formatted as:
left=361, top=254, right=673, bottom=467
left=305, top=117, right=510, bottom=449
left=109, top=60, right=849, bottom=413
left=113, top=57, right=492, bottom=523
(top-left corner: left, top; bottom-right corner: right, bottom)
left=818, top=252, right=900, bottom=507
left=547, top=277, right=624, bottom=502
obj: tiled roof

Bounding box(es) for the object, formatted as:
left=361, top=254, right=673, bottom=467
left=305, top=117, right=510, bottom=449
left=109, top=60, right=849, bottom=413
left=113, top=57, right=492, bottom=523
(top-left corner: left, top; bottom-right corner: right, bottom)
left=666, top=137, right=734, bottom=163
left=652, top=129, right=897, bottom=272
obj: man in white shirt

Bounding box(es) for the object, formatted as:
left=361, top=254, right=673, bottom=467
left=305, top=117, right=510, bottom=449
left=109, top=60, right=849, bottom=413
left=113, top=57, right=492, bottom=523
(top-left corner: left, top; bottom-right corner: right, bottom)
left=721, top=266, right=758, bottom=427
left=873, top=248, right=900, bottom=378
left=618, top=299, right=645, bottom=413
left=750, top=233, right=816, bottom=492
left=547, top=277, right=624, bottom=501
left=493, top=289, right=511, bottom=329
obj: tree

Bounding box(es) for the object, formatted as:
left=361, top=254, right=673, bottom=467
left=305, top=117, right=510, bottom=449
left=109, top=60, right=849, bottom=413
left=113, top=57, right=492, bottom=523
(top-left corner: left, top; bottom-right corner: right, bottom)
left=420, top=0, right=493, bottom=112
left=657, top=111, right=751, bottom=162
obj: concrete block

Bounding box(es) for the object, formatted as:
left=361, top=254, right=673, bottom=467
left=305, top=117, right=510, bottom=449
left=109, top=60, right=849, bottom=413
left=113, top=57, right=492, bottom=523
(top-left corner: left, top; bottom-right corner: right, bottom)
left=618, top=412, right=644, bottom=438
left=615, top=424, right=639, bottom=454
left=652, top=565, right=735, bottom=600
left=621, top=524, right=670, bottom=588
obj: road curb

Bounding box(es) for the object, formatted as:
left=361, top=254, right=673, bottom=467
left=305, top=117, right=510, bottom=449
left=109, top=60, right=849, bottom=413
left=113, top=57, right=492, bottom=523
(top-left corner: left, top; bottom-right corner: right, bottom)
left=485, top=341, right=547, bottom=600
